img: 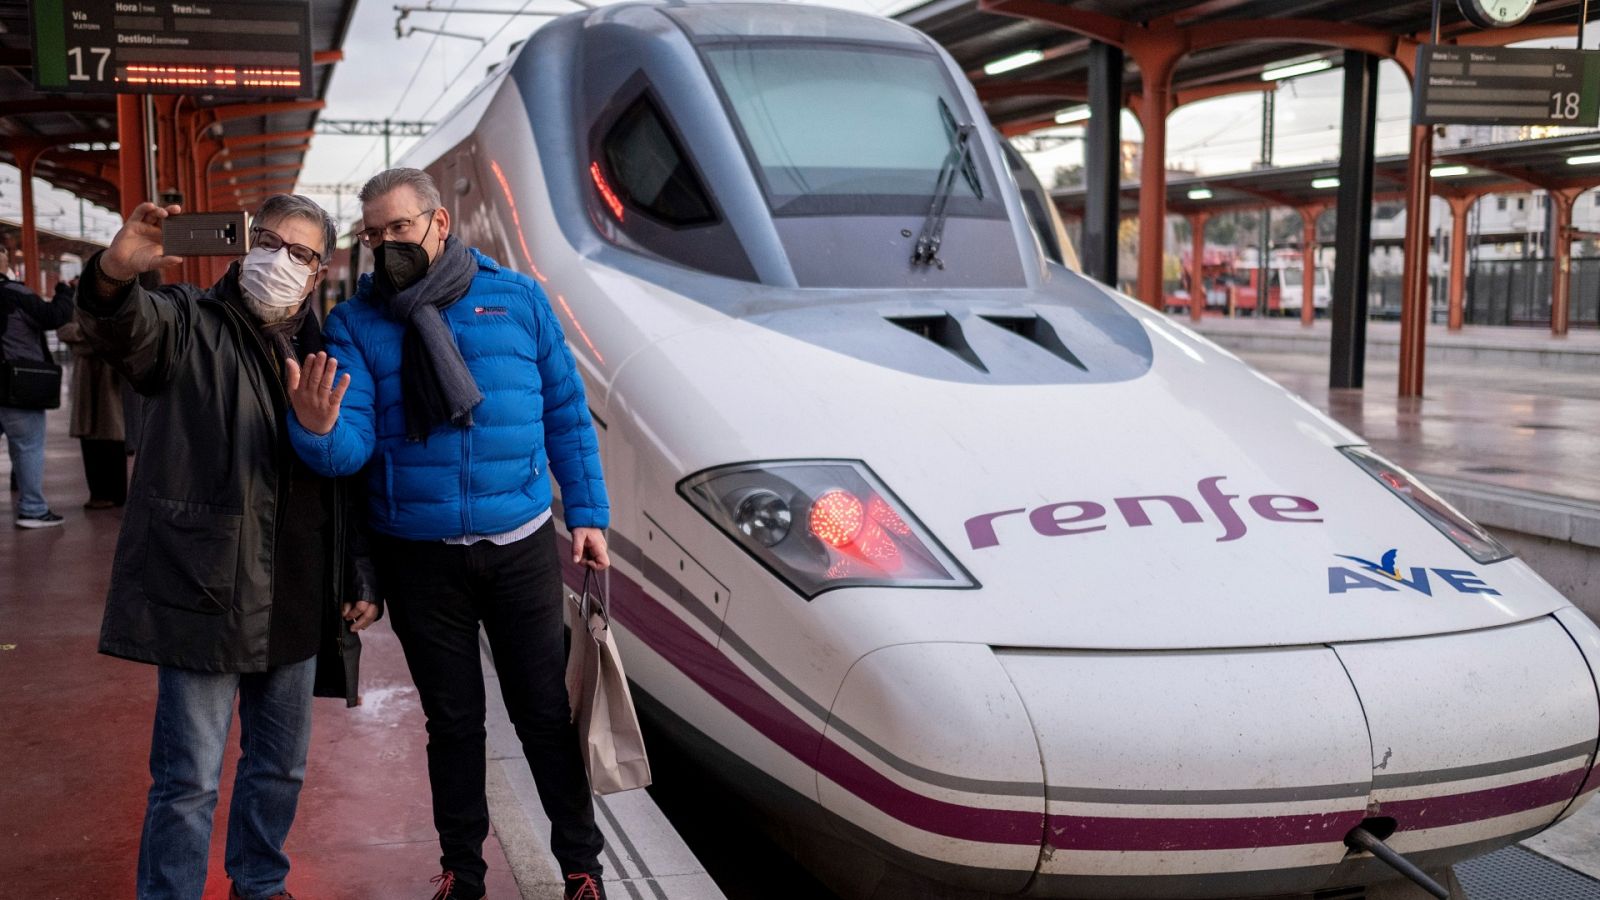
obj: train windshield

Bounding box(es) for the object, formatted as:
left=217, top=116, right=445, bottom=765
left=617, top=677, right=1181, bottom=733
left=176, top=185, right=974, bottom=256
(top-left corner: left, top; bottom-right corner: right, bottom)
left=703, top=44, right=993, bottom=216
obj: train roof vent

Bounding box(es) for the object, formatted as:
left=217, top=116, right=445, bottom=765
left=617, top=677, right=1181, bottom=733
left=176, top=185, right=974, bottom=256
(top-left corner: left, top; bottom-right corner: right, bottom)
left=886, top=314, right=988, bottom=373
left=980, top=314, right=1087, bottom=371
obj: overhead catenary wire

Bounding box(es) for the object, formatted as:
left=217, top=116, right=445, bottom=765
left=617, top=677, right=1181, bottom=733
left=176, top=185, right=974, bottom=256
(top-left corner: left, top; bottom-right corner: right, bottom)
left=330, top=0, right=461, bottom=185
left=415, top=0, right=551, bottom=121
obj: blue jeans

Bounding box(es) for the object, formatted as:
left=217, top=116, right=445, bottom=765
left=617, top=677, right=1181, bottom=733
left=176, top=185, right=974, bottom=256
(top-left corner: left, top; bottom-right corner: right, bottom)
left=0, top=405, right=48, bottom=517
left=136, top=657, right=316, bottom=900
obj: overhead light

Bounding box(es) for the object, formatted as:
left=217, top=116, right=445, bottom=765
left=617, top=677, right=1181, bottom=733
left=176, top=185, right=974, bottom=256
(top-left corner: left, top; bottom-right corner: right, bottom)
left=1262, top=58, right=1334, bottom=82
left=1055, top=106, right=1091, bottom=125
left=1312, top=176, right=1340, bottom=189
left=1567, top=154, right=1600, bottom=166
left=1188, top=188, right=1215, bottom=200
left=1430, top=165, right=1471, bottom=177
left=985, top=49, right=1044, bottom=76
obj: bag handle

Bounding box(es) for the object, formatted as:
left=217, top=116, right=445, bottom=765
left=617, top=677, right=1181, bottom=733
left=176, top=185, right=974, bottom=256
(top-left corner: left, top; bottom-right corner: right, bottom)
left=578, top=566, right=610, bottom=625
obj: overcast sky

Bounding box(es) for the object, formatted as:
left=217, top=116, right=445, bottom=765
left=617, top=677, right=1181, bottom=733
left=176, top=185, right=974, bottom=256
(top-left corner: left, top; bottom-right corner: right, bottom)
left=4, top=2, right=1593, bottom=251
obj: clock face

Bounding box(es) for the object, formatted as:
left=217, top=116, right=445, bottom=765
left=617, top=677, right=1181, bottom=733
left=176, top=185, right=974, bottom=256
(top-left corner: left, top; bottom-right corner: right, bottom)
left=1459, top=0, right=1537, bottom=27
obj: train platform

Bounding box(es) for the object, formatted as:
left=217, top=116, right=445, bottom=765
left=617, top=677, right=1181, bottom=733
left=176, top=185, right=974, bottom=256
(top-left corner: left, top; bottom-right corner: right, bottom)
left=0, top=401, right=719, bottom=899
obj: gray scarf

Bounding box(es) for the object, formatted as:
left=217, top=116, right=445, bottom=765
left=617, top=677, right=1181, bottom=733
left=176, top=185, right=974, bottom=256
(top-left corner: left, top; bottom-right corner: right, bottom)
left=374, top=236, right=482, bottom=441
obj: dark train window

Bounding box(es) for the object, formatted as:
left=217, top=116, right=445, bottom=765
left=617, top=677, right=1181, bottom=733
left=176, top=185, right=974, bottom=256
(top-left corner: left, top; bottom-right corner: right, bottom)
left=602, top=98, right=716, bottom=227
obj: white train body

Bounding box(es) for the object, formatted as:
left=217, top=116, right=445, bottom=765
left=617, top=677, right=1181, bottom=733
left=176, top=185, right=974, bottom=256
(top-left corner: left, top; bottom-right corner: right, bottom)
left=399, top=4, right=1600, bottom=896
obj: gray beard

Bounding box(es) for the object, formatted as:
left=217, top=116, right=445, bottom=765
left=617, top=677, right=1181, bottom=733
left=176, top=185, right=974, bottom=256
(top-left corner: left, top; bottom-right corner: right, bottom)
left=242, top=289, right=300, bottom=325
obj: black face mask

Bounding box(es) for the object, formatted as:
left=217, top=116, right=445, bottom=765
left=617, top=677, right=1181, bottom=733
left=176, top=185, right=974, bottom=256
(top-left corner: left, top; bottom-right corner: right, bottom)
left=372, top=214, right=437, bottom=296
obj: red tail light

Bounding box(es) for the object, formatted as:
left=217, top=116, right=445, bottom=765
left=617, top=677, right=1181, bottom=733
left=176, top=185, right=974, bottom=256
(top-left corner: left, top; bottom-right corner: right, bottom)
left=810, top=490, right=865, bottom=547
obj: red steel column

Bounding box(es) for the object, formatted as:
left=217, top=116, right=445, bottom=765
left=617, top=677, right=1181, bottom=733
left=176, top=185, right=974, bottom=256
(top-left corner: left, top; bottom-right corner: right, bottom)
left=154, top=97, right=181, bottom=202
left=1397, top=123, right=1433, bottom=397
left=116, top=94, right=148, bottom=217
left=1300, top=206, right=1319, bottom=327
left=1134, top=47, right=1180, bottom=309
left=1550, top=189, right=1576, bottom=337
left=153, top=97, right=184, bottom=284
left=1446, top=194, right=1473, bottom=332
left=16, top=144, right=43, bottom=293
left=1189, top=211, right=1208, bottom=323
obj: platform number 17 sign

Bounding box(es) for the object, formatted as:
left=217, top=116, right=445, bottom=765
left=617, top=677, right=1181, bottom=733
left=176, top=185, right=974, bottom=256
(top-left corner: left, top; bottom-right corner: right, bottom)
left=28, top=0, right=314, bottom=98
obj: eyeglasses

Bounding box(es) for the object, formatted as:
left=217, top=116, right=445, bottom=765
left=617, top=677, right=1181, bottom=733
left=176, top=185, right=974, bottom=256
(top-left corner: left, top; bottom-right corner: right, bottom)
left=356, top=208, right=437, bottom=248
left=251, top=227, right=324, bottom=269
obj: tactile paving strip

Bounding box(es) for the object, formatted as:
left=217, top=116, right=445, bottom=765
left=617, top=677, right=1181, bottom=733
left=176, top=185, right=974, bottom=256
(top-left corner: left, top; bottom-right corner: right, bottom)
left=1456, top=846, right=1600, bottom=899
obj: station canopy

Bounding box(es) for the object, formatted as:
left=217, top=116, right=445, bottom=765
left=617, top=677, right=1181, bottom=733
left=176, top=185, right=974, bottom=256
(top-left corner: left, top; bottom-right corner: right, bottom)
left=0, top=0, right=359, bottom=211
left=0, top=216, right=104, bottom=261
left=896, top=0, right=1593, bottom=136
left=1049, top=131, right=1600, bottom=219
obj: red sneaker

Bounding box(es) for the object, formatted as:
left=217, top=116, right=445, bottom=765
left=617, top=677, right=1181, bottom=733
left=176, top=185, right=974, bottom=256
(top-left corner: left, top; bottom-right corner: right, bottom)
left=429, top=871, right=485, bottom=900
left=564, top=872, right=607, bottom=900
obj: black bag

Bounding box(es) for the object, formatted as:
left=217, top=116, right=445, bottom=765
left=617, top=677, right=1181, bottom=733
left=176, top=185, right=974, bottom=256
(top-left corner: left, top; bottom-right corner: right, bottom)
left=0, top=359, right=63, bottom=409
left=0, top=284, right=62, bottom=410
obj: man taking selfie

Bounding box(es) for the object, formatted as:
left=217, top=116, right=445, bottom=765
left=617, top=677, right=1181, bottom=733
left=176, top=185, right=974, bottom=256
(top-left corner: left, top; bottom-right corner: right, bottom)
left=75, top=197, right=379, bottom=900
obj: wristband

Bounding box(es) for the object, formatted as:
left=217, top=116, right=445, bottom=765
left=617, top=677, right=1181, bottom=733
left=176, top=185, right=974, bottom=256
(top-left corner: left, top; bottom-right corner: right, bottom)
left=95, top=263, right=135, bottom=291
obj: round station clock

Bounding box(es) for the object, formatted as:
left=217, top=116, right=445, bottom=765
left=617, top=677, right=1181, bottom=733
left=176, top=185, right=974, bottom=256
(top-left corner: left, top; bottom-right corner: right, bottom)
left=1459, top=0, right=1537, bottom=28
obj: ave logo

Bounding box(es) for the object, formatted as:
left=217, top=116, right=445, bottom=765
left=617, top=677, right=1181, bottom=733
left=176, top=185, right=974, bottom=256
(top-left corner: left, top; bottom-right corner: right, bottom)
left=1328, top=548, right=1500, bottom=596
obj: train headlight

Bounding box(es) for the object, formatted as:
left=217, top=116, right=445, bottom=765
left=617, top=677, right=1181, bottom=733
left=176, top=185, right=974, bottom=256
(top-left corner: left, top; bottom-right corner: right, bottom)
left=734, top=488, right=792, bottom=547
left=1341, top=446, right=1512, bottom=564
left=679, top=460, right=977, bottom=599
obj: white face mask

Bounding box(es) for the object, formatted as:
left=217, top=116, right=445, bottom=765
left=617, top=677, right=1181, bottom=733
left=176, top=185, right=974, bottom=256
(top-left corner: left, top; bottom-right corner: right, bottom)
left=239, top=247, right=312, bottom=323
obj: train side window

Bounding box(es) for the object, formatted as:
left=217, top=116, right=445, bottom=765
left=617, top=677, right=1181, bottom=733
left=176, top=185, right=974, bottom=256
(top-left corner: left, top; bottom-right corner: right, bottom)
left=602, top=97, right=717, bottom=227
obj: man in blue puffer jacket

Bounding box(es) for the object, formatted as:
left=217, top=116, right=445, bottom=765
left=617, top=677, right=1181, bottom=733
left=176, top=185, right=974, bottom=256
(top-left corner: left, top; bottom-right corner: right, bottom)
left=285, top=168, right=611, bottom=900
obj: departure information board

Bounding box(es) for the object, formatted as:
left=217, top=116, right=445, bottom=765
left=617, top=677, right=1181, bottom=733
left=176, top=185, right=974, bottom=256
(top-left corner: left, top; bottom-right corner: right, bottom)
left=1414, top=45, right=1600, bottom=127
left=28, top=0, right=313, bottom=97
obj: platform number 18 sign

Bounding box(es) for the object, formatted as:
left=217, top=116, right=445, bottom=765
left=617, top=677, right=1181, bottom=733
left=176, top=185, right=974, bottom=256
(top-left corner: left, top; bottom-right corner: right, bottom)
left=1414, top=44, right=1600, bottom=128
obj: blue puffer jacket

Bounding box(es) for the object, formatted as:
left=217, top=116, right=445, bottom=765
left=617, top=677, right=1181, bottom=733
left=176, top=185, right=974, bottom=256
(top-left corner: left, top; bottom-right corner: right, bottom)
left=289, top=248, right=608, bottom=540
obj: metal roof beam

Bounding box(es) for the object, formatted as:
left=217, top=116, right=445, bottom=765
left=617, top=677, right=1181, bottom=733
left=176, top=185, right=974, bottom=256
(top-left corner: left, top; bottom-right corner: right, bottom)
left=976, top=79, right=1089, bottom=101
left=212, top=163, right=303, bottom=184
left=223, top=130, right=317, bottom=149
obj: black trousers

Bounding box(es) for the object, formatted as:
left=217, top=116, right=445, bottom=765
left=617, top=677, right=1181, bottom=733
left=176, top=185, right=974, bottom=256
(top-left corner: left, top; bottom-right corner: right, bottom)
left=378, top=522, right=603, bottom=889
left=80, top=438, right=127, bottom=505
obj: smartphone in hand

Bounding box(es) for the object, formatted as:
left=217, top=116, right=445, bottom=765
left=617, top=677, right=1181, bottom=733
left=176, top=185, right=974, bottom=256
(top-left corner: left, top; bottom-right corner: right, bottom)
left=160, top=212, right=249, bottom=256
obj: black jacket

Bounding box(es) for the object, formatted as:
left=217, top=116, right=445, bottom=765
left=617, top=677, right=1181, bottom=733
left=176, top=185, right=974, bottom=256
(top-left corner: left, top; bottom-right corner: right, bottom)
left=75, top=255, right=377, bottom=705
left=0, top=275, right=73, bottom=367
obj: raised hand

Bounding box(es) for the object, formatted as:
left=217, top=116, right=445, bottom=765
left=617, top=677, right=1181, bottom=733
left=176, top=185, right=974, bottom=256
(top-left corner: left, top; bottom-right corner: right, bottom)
left=285, top=351, right=351, bottom=436
left=101, top=203, right=186, bottom=281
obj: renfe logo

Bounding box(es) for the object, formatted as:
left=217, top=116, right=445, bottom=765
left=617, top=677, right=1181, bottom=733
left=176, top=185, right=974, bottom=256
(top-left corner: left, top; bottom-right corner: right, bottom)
left=1329, top=548, right=1500, bottom=596
left=964, top=476, right=1321, bottom=550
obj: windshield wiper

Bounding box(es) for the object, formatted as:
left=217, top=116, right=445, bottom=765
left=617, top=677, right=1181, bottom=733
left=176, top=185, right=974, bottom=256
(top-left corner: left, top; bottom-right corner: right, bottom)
left=912, top=99, right=979, bottom=270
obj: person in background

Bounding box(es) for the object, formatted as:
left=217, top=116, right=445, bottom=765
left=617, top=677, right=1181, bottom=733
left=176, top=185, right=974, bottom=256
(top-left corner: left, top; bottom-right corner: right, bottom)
left=57, top=276, right=128, bottom=509
left=75, top=196, right=380, bottom=900
left=286, top=167, right=612, bottom=900
left=0, top=246, right=74, bottom=528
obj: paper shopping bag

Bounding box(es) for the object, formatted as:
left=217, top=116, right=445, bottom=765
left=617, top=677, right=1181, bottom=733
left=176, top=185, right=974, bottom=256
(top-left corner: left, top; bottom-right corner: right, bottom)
left=565, top=568, right=652, bottom=794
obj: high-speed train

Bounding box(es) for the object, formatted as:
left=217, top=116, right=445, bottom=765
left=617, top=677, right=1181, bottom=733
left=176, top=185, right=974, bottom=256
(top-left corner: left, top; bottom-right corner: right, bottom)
left=396, top=3, right=1600, bottom=897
